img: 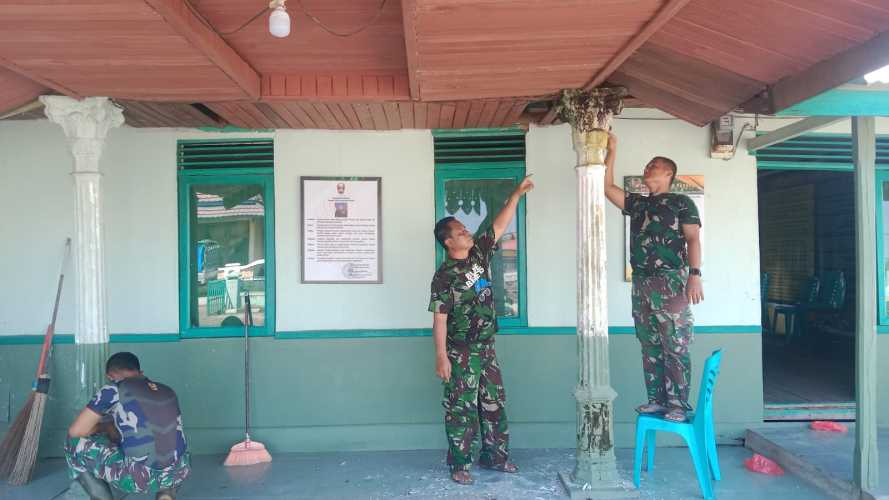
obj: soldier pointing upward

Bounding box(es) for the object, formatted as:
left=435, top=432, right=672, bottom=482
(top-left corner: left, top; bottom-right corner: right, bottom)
left=428, top=175, right=533, bottom=485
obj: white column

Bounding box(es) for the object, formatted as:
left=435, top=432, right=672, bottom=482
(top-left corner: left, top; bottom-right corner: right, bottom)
left=41, top=96, right=124, bottom=403
left=558, top=88, right=637, bottom=499
left=852, top=116, right=879, bottom=493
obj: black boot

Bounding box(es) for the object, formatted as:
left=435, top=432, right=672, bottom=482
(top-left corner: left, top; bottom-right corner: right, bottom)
left=75, top=472, right=114, bottom=500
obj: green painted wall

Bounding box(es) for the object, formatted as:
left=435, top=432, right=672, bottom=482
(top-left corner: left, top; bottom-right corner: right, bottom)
left=0, top=333, right=760, bottom=458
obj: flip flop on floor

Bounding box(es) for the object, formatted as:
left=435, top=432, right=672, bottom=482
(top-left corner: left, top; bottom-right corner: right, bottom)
left=480, top=461, right=519, bottom=473
left=451, top=470, right=474, bottom=485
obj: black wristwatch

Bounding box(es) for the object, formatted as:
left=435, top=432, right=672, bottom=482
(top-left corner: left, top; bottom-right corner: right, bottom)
left=689, top=267, right=702, bottom=277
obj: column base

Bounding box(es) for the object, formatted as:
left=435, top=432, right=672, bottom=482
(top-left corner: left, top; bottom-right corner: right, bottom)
left=559, top=471, right=639, bottom=500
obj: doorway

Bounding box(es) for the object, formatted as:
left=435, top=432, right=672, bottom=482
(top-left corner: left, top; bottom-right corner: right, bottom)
left=758, top=169, right=856, bottom=420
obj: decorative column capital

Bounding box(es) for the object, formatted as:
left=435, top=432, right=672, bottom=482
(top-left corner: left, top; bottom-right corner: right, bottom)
left=557, top=87, right=627, bottom=133
left=557, top=87, right=626, bottom=167
left=40, top=96, right=124, bottom=171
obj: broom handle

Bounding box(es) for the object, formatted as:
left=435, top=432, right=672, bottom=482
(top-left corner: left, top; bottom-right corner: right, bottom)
left=36, top=238, right=71, bottom=379
left=244, top=293, right=253, bottom=438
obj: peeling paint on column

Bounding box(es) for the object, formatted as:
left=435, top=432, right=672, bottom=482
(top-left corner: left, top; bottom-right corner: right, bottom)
left=578, top=402, right=612, bottom=455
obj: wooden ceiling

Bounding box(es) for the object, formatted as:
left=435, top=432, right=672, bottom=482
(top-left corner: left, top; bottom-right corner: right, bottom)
left=0, top=0, right=888, bottom=129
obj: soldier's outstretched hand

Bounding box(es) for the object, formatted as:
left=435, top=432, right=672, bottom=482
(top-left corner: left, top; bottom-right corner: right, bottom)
left=516, top=175, right=534, bottom=196
left=436, top=354, right=451, bottom=382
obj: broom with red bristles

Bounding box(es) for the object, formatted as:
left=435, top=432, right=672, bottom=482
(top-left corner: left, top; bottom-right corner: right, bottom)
left=223, top=293, right=272, bottom=466
left=0, top=237, right=71, bottom=485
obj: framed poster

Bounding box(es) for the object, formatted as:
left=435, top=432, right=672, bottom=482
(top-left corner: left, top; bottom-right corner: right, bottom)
left=301, top=176, right=382, bottom=284
left=623, top=175, right=704, bottom=281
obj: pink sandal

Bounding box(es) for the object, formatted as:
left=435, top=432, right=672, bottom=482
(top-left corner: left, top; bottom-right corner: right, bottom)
left=636, top=402, right=667, bottom=414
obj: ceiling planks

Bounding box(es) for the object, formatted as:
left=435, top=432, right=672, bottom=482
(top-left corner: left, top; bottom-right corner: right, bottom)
left=0, top=68, right=48, bottom=118
left=1, top=0, right=889, bottom=127
left=143, top=0, right=261, bottom=99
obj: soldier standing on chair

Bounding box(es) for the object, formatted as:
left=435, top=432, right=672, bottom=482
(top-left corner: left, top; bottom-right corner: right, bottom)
left=603, top=134, right=704, bottom=423
left=428, top=175, right=534, bottom=485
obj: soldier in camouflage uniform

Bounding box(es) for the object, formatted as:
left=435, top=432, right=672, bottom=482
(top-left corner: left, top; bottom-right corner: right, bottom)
left=603, top=134, right=704, bottom=423
left=65, top=352, right=190, bottom=500
left=429, top=175, right=534, bottom=485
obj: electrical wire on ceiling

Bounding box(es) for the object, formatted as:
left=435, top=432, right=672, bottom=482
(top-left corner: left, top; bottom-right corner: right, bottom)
left=296, top=0, right=388, bottom=37
left=183, top=0, right=388, bottom=38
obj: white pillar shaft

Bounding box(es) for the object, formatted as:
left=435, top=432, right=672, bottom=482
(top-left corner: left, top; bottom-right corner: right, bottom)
left=576, top=163, right=610, bottom=388
left=73, top=171, right=107, bottom=344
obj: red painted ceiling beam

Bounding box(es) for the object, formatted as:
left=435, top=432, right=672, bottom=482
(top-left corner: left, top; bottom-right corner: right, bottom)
left=142, top=0, right=262, bottom=100
left=583, top=0, right=694, bottom=91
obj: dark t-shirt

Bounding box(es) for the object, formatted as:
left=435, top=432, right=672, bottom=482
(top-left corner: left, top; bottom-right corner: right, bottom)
left=623, top=192, right=701, bottom=276
left=87, top=376, right=187, bottom=469
left=428, top=227, right=499, bottom=346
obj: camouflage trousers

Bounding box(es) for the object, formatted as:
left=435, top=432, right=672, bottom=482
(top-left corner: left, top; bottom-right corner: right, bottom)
left=65, top=435, right=190, bottom=494
left=442, top=342, right=510, bottom=472
left=631, top=269, right=695, bottom=412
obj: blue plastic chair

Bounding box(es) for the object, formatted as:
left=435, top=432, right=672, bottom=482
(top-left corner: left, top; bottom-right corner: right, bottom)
left=633, top=349, right=722, bottom=500
left=771, top=276, right=819, bottom=343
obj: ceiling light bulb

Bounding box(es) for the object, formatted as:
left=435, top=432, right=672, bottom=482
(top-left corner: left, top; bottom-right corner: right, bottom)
left=269, top=5, right=290, bottom=38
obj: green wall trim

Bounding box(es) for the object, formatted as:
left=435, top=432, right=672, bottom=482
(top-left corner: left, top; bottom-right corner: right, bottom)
left=0, top=334, right=182, bottom=345
left=0, top=325, right=763, bottom=344
left=276, top=329, right=429, bottom=339
left=432, top=127, right=525, bottom=138
left=777, top=89, right=889, bottom=117
left=110, top=334, right=181, bottom=343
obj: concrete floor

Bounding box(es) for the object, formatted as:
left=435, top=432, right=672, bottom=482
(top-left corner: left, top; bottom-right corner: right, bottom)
left=749, top=423, right=889, bottom=499
left=1, top=446, right=830, bottom=500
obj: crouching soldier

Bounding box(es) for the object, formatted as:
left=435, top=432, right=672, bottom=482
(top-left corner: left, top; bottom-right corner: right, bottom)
left=65, top=352, right=189, bottom=500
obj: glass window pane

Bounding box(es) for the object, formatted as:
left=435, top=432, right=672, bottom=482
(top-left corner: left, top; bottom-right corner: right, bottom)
left=191, top=184, right=266, bottom=328
left=443, top=178, right=519, bottom=318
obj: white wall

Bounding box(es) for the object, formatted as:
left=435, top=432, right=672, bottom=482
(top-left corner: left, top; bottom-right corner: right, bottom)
left=274, top=129, right=435, bottom=330
left=0, top=121, right=75, bottom=334
left=1, top=111, right=767, bottom=335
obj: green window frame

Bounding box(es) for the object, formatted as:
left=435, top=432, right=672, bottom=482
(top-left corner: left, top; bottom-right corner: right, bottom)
left=433, top=129, right=528, bottom=328
left=752, top=132, right=889, bottom=171
left=177, top=139, right=276, bottom=338
left=877, top=170, right=889, bottom=326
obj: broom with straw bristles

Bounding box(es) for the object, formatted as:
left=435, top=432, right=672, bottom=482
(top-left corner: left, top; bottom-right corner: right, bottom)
left=0, top=238, right=70, bottom=485
left=224, top=293, right=272, bottom=466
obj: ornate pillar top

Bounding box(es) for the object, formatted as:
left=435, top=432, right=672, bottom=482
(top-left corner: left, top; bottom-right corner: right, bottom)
left=40, top=96, right=124, bottom=139
left=40, top=96, right=124, bottom=172
left=556, top=87, right=627, bottom=133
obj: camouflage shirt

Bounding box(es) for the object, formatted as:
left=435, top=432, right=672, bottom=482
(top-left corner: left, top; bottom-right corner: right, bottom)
left=87, top=376, right=187, bottom=469
left=623, top=192, right=701, bottom=276
left=428, top=227, right=499, bottom=346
